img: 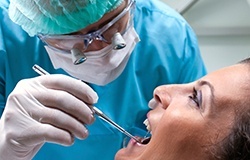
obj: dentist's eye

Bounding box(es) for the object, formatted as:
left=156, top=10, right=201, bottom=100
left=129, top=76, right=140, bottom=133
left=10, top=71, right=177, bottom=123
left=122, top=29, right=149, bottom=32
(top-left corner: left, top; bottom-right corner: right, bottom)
left=189, top=87, right=202, bottom=108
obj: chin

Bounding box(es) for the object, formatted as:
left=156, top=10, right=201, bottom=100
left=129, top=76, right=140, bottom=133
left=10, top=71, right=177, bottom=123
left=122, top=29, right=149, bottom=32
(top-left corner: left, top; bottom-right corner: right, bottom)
left=115, top=136, right=152, bottom=160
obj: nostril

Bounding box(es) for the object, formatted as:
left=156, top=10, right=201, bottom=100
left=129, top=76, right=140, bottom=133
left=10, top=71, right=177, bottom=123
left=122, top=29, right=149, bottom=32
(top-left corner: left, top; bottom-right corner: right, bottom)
left=153, top=85, right=172, bottom=109
left=154, top=94, right=161, bottom=103
left=154, top=92, right=170, bottom=110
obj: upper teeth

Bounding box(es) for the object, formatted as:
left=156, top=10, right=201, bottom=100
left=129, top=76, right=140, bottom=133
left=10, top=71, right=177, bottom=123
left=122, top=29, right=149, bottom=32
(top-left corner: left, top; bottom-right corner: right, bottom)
left=143, top=119, right=151, bottom=132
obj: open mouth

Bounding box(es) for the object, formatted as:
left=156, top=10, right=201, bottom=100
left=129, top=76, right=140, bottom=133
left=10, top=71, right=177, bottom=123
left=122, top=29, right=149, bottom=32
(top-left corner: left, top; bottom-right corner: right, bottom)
left=140, top=136, right=151, bottom=144
left=137, top=119, right=152, bottom=145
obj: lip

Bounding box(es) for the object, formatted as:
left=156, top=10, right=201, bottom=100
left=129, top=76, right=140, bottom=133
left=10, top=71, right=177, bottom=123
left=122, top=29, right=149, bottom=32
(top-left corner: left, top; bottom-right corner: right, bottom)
left=123, top=125, right=152, bottom=155
left=147, top=112, right=151, bottom=119
left=126, top=136, right=147, bottom=149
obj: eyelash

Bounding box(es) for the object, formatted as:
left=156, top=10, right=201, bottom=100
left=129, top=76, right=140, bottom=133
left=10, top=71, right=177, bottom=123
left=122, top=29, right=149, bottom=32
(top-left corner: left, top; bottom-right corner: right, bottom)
left=189, top=87, right=201, bottom=108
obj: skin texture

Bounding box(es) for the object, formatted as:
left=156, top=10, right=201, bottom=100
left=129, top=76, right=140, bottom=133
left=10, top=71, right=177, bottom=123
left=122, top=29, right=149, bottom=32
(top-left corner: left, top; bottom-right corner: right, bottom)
left=115, top=63, right=250, bottom=160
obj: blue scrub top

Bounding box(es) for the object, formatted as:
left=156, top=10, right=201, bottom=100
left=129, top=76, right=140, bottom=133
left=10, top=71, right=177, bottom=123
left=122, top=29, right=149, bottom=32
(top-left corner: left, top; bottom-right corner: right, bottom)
left=0, top=0, right=207, bottom=159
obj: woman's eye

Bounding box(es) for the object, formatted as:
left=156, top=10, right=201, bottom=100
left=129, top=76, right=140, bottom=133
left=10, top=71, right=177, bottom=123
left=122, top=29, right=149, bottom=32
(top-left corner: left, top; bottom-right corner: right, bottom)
left=189, top=87, right=202, bottom=108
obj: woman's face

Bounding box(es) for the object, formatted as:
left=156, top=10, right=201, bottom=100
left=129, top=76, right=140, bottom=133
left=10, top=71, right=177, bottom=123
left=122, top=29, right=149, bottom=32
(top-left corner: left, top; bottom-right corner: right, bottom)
left=115, top=64, right=250, bottom=160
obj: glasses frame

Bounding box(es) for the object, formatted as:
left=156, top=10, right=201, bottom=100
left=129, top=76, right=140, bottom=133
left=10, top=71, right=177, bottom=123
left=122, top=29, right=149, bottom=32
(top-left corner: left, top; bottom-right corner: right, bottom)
left=38, top=0, right=136, bottom=53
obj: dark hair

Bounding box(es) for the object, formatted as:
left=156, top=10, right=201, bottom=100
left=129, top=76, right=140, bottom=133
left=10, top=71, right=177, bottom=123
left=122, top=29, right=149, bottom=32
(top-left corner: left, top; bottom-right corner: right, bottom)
left=212, top=57, right=250, bottom=160
left=239, top=57, right=250, bottom=65
left=213, top=109, right=250, bottom=160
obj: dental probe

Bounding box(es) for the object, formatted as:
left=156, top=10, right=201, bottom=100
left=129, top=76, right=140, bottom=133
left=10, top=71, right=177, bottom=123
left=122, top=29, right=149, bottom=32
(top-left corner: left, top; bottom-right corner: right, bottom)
left=32, top=64, right=141, bottom=143
left=92, top=106, right=141, bottom=143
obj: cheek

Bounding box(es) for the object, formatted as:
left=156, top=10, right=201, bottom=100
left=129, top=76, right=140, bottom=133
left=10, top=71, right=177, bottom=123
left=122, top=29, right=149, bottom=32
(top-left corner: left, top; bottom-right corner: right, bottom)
left=148, top=107, right=165, bottom=133
left=153, top=111, right=208, bottom=151
left=115, top=145, right=146, bottom=160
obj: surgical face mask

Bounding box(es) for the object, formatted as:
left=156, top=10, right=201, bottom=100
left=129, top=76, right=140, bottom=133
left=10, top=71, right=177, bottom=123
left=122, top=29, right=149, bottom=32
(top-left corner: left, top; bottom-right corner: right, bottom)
left=46, top=27, right=140, bottom=85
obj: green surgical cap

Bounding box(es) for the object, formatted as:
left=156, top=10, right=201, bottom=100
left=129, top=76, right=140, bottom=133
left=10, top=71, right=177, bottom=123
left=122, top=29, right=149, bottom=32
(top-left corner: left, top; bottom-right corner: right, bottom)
left=9, top=0, right=124, bottom=36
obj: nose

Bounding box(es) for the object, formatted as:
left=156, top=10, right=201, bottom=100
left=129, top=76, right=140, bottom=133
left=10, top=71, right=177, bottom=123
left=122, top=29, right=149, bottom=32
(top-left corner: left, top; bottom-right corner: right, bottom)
left=153, top=84, right=186, bottom=109
left=153, top=85, right=172, bottom=109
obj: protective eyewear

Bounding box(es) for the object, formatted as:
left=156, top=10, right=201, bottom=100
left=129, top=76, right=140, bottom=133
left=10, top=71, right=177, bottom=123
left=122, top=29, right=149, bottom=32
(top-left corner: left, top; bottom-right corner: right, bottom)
left=38, top=0, right=135, bottom=54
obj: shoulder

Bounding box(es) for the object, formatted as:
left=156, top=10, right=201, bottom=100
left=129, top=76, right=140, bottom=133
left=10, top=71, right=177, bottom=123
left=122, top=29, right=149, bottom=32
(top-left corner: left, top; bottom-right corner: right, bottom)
left=134, top=0, right=197, bottom=43
left=0, top=0, right=19, bottom=37
left=0, top=0, right=32, bottom=47
left=0, top=0, right=9, bottom=20
left=0, top=0, right=9, bottom=11
left=0, top=1, right=8, bottom=53
left=135, top=0, right=186, bottom=22
left=134, top=0, right=194, bottom=39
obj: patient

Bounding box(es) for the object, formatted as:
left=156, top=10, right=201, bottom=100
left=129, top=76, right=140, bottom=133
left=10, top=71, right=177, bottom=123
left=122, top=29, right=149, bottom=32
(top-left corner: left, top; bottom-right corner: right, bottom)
left=115, top=58, right=250, bottom=160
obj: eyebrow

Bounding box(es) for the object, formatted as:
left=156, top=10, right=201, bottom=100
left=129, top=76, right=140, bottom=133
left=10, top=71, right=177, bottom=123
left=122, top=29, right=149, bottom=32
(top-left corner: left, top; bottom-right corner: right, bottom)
left=198, top=80, right=215, bottom=110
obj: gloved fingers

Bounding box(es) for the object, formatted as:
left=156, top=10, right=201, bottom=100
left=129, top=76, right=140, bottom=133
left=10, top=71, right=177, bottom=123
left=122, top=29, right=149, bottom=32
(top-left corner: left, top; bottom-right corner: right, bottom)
left=9, top=78, right=92, bottom=138
left=41, top=124, right=74, bottom=146
left=21, top=123, right=75, bottom=146
left=38, top=74, right=98, bottom=104
left=35, top=88, right=95, bottom=125
left=32, top=107, right=89, bottom=140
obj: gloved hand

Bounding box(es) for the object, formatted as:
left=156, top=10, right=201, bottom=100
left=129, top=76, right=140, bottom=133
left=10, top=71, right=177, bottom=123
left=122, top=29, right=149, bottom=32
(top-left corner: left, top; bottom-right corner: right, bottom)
left=0, top=74, right=98, bottom=160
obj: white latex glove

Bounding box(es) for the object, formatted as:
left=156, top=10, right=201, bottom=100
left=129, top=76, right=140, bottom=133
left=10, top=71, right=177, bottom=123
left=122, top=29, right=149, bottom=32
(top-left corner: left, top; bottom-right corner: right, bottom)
left=0, top=74, right=98, bottom=160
